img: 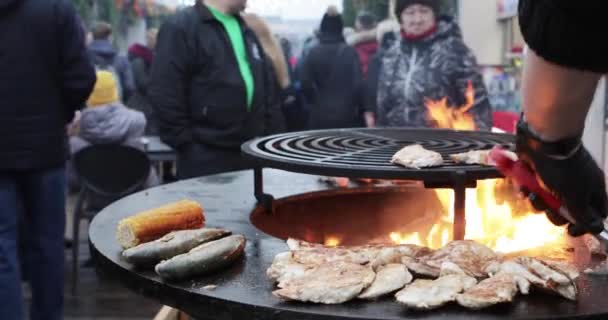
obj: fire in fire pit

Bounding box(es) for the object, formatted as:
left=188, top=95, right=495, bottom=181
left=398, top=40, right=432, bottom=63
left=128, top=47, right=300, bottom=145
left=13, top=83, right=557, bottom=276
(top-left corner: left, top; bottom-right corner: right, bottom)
left=316, top=84, right=565, bottom=253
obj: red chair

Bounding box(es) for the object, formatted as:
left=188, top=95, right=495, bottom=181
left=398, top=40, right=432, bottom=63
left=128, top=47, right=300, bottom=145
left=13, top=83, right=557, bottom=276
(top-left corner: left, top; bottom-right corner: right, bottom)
left=493, top=111, right=520, bottom=133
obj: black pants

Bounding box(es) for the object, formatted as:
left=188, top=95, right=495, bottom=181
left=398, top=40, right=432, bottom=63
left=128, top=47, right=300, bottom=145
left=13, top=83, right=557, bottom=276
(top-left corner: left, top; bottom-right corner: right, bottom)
left=176, top=143, right=254, bottom=179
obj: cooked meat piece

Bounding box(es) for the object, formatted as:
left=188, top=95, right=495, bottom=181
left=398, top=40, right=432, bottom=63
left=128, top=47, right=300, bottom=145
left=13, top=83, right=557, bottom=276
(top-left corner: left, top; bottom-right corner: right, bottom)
left=440, top=261, right=468, bottom=276
left=451, top=150, right=517, bottom=166
left=498, top=258, right=578, bottom=301
left=539, top=259, right=580, bottom=281
left=391, top=145, right=444, bottom=169
left=584, top=234, right=606, bottom=257
left=359, top=264, right=413, bottom=300
left=370, top=246, right=433, bottom=269
left=515, top=257, right=571, bottom=285
left=273, top=261, right=375, bottom=304
left=585, top=258, right=608, bottom=276
left=493, top=260, right=536, bottom=295
left=401, top=256, right=440, bottom=278
left=450, top=150, right=491, bottom=165
left=456, top=273, right=519, bottom=309
left=421, top=241, right=499, bottom=278
left=266, top=252, right=314, bottom=285
left=291, top=247, right=380, bottom=265
left=395, top=274, right=477, bottom=310
left=287, top=238, right=431, bottom=266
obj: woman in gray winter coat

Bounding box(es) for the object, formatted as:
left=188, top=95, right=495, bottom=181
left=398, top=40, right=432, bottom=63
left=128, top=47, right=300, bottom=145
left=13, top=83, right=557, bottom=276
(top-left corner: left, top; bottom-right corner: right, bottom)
left=69, top=71, right=159, bottom=205
left=367, top=0, right=492, bottom=130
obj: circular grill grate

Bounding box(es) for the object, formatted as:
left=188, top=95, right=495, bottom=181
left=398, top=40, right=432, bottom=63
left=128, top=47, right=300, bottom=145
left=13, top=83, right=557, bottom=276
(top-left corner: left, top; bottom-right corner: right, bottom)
left=242, top=128, right=515, bottom=183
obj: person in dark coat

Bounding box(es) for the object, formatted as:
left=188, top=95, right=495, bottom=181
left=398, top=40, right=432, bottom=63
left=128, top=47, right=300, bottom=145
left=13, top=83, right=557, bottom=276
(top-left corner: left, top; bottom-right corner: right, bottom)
left=88, top=22, right=135, bottom=102
left=347, top=11, right=378, bottom=78
left=364, top=19, right=400, bottom=128
left=0, top=0, right=96, bottom=319
left=299, top=6, right=364, bottom=129
left=514, top=1, right=608, bottom=238
left=368, top=0, right=492, bottom=130
left=148, top=0, right=279, bottom=179
left=127, top=28, right=159, bottom=135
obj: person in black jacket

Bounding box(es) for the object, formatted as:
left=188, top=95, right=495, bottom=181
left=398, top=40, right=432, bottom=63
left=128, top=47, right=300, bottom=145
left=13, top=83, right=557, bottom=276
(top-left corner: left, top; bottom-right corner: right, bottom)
left=515, top=1, right=608, bottom=238
left=0, top=0, right=96, bottom=319
left=299, top=6, right=364, bottom=129
left=149, top=0, right=278, bottom=179
left=127, top=28, right=158, bottom=135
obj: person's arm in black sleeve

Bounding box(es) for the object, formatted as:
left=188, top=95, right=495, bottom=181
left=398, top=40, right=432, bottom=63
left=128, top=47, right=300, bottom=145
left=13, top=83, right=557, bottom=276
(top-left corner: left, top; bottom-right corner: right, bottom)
left=57, top=0, right=96, bottom=119
left=364, top=54, right=382, bottom=128
left=148, top=19, right=194, bottom=150
left=516, top=0, right=608, bottom=237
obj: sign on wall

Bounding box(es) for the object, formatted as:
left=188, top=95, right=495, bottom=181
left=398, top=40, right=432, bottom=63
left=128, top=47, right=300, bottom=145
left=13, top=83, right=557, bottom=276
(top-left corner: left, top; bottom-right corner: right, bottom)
left=497, top=0, right=518, bottom=20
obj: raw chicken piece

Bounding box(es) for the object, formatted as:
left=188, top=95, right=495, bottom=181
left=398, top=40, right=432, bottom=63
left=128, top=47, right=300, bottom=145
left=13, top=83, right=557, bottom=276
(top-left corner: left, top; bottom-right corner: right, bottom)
left=391, top=145, right=444, bottom=169
left=456, top=273, right=520, bottom=309
left=358, top=264, right=413, bottom=300
left=273, top=261, right=375, bottom=304
left=395, top=274, right=477, bottom=310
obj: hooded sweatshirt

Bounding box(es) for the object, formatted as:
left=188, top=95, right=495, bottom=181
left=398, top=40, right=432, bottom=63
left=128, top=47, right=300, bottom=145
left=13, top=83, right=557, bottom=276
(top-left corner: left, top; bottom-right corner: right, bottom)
left=89, top=39, right=135, bottom=100
left=372, top=17, right=492, bottom=131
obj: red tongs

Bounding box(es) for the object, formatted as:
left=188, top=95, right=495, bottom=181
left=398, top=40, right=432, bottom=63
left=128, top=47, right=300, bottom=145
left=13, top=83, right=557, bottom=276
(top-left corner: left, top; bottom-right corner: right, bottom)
left=489, top=147, right=608, bottom=252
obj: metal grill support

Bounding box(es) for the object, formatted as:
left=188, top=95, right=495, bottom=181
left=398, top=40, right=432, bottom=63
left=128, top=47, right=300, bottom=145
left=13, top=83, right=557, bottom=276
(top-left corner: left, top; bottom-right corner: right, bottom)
left=453, top=171, right=467, bottom=241
left=254, top=167, right=274, bottom=214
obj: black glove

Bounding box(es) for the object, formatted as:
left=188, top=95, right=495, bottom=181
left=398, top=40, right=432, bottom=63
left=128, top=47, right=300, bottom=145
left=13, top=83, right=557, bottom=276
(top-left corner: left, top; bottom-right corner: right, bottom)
left=516, top=119, right=608, bottom=237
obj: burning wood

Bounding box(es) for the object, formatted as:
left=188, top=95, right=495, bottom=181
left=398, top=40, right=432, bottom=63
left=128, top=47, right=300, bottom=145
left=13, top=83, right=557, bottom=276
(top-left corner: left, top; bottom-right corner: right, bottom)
left=267, top=238, right=581, bottom=310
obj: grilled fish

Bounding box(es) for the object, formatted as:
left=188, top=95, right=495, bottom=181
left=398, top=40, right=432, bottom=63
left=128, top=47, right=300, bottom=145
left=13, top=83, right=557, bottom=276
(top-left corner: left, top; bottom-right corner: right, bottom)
left=155, top=235, right=246, bottom=281
left=122, top=228, right=231, bottom=266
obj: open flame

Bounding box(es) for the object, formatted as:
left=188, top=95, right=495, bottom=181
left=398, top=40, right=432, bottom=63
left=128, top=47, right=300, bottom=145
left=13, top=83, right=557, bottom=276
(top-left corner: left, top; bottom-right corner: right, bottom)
left=425, top=81, right=477, bottom=131
left=322, top=82, right=566, bottom=253
left=389, top=180, right=565, bottom=253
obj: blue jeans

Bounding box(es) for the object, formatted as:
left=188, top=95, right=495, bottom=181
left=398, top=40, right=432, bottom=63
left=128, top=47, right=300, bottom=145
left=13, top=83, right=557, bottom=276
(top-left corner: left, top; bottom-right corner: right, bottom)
left=0, top=166, right=66, bottom=320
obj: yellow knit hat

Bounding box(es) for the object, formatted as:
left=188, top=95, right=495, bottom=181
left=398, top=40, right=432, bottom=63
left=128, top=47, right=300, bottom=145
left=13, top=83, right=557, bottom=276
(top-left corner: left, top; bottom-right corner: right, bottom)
left=87, top=71, right=119, bottom=107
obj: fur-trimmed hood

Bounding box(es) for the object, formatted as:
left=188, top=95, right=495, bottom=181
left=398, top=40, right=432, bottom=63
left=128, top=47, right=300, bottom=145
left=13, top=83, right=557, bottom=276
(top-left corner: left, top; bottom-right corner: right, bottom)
left=242, top=13, right=290, bottom=89
left=347, top=29, right=377, bottom=46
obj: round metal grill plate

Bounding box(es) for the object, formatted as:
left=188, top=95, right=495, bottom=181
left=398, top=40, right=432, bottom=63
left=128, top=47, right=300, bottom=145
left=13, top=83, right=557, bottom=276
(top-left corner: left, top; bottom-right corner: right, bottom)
left=242, top=128, right=515, bottom=183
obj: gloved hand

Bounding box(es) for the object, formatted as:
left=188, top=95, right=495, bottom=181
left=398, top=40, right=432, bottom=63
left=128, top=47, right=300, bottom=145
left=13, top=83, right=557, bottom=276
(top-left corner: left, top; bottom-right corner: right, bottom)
left=516, top=119, right=608, bottom=236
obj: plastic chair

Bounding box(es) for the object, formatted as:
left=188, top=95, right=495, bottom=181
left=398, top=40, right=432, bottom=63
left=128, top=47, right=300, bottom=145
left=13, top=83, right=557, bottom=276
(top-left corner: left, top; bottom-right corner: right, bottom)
left=71, top=144, right=151, bottom=294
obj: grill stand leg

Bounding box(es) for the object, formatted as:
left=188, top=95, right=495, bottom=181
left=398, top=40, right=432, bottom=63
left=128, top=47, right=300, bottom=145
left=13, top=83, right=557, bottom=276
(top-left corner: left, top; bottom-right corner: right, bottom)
left=254, top=167, right=275, bottom=214
left=452, top=171, right=467, bottom=241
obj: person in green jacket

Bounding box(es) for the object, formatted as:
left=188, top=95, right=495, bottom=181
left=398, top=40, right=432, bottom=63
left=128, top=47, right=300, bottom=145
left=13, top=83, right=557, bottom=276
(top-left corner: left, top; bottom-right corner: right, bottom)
left=149, top=0, right=282, bottom=179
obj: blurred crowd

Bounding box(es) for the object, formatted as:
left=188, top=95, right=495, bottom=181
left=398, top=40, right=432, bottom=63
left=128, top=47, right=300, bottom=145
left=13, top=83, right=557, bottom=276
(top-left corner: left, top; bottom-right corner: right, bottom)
left=0, top=0, right=493, bottom=319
